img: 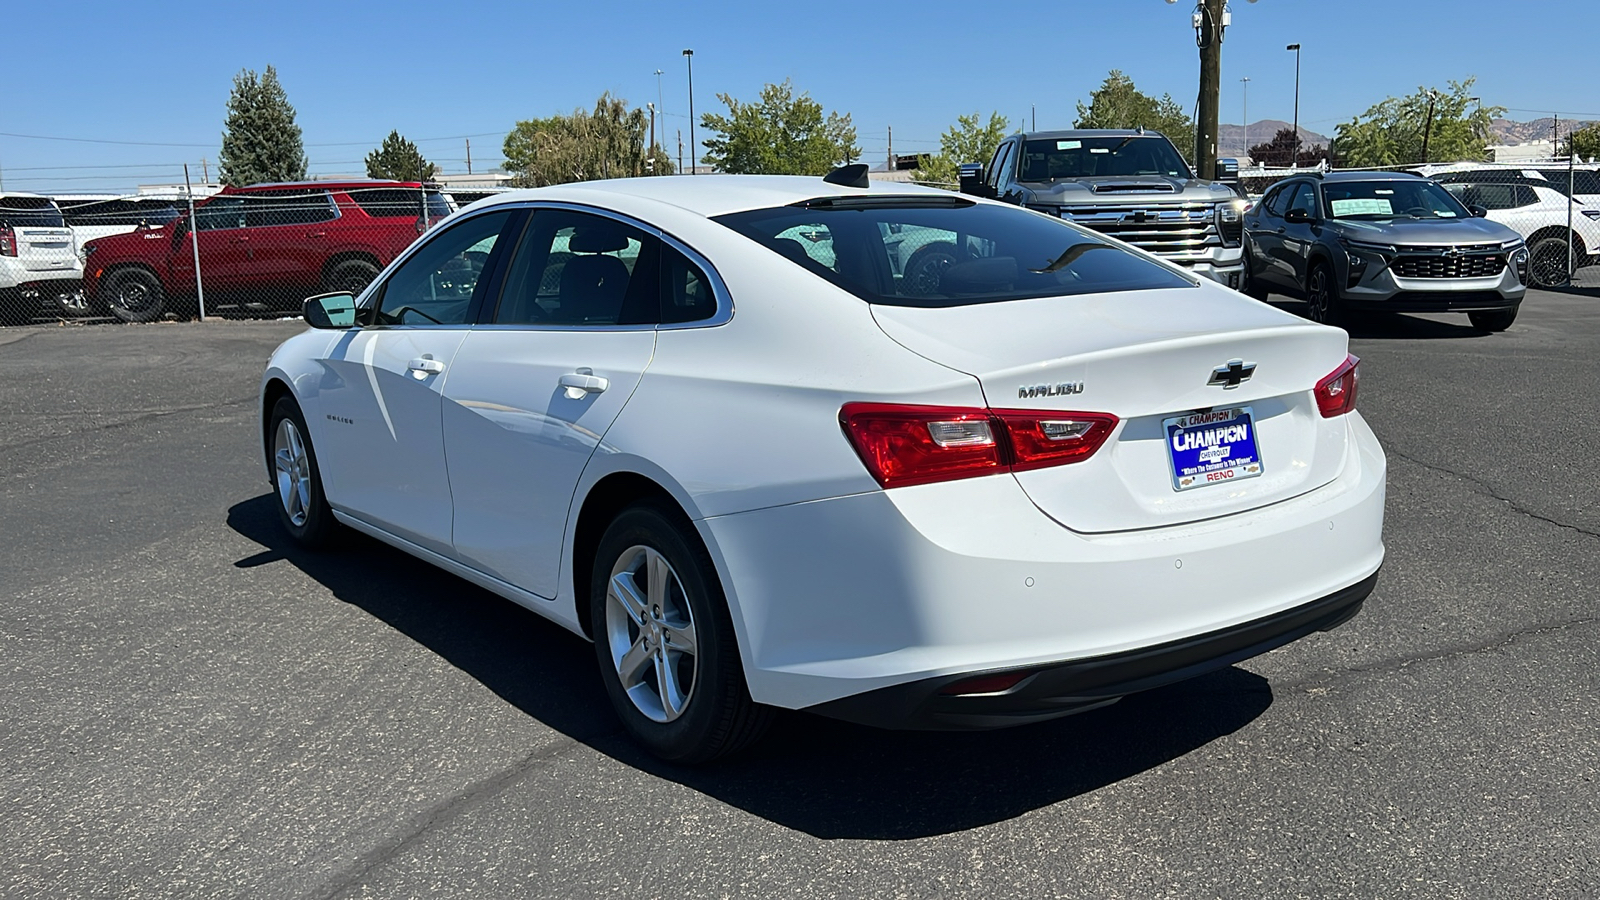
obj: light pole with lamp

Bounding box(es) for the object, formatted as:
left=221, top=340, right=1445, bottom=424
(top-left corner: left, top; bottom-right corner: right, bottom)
left=682, top=49, right=696, bottom=174
left=1240, top=76, right=1250, bottom=161
left=1286, top=43, right=1301, bottom=168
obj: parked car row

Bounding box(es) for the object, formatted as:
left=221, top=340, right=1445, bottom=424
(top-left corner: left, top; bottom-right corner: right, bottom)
left=0, top=194, right=83, bottom=326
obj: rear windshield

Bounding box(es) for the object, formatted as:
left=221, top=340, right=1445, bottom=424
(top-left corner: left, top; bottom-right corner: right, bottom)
left=713, top=198, right=1196, bottom=308
left=0, top=196, right=66, bottom=228
left=348, top=187, right=451, bottom=218
left=1531, top=169, right=1600, bottom=195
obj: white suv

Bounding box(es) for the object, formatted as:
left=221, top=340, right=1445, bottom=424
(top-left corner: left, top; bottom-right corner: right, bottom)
left=1, top=194, right=83, bottom=325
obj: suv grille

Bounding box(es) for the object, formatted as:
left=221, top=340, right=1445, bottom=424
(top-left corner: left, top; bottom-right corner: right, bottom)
left=1392, top=249, right=1506, bottom=279
left=1060, top=203, right=1222, bottom=255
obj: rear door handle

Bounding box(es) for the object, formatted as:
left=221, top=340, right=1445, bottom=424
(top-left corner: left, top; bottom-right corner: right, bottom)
left=559, top=369, right=609, bottom=399
left=407, top=357, right=446, bottom=378
left=306, top=231, right=326, bottom=238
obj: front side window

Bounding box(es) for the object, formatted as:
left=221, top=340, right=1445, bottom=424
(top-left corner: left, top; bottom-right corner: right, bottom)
left=493, top=209, right=658, bottom=326
left=245, top=191, right=337, bottom=227
left=715, top=196, right=1195, bottom=308
left=1017, top=135, right=1192, bottom=182
left=372, top=210, right=512, bottom=326
left=195, top=196, right=246, bottom=231
left=1322, top=180, right=1470, bottom=220
left=1286, top=183, right=1318, bottom=217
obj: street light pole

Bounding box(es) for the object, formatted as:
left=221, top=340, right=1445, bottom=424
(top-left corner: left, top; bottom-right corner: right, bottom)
left=682, top=49, right=696, bottom=174
left=1286, top=43, right=1301, bottom=168
left=1240, top=76, right=1250, bottom=161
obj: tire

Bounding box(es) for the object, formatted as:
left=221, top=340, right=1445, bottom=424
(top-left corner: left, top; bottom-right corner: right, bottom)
left=51, top=286, right=93, bottom=317
left=268, top=395, right=342, bottom=549
left=590, top=503, right=772, bottom=763
left=1468, top=308, right=1518, bottom=332
left=1303, top=260, right=1342, bottom=325
left=325, top=260, right=380, bottom=297
left=104, top=269, right=166, bottom=323
left=0, top=289, right=29, bottom=327
left=1241, top=249, right=1269, bottom=300
left=1527, top=235, right=1572, bottom=288
left=902, top=241, right=959, bottom=297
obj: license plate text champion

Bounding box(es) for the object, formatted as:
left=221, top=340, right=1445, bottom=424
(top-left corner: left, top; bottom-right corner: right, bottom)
left=1164, top=407, right=1264, bottom=491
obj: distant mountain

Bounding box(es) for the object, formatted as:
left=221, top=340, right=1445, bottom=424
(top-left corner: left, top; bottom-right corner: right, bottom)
left=1218, top=120, right=1330, bottom=159
left=1490, top=117, right=1596, bottom=145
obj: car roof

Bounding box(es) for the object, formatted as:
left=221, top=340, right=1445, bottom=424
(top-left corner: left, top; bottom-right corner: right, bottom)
left=464, top=174, right=955, bottom=219
left=1018, top=129, right=1169, bottom=141
left=223, top=180, right=434, bottom=194
left=1316, top=171, right=1424, bottom=183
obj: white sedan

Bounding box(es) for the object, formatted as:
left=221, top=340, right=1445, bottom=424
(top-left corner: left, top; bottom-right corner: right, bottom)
left=260, top=167, right=1386, bottom=762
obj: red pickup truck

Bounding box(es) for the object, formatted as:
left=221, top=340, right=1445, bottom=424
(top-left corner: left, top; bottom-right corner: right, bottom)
left=82, top=180, right=451, bottom=322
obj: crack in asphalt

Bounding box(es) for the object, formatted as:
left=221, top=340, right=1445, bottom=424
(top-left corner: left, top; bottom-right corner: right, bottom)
left=0, top=395, right=257, bottom=453
left=308, top=734, right=606, bottom=900
left=1387, top=447, right=1600, bottom=541
left=1278, top=612, right=1600, bottom=693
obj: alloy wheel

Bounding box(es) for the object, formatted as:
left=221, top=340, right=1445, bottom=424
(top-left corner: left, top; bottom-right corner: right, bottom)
left=1306, top=266, right=1334, bottom=323
left=604, top=545, right=699, bottom=723
left=273, top=418, right=313, bottom=527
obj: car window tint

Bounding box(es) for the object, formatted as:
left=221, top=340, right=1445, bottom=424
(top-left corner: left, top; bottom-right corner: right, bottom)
left=1262, top=184, right=1291, bottom=216
left=494, top=209, right=660, bottom=326
left=245, top=191, right=337, bottom=227
left=1514, top=185, right=1540, bottom=208
left=660, top=245, right=717, bottom=324
left=0, top=196, right=66, bottom=228
left=1287, top=183, right=1317, bottom=216
left=373, top=210, right=512, bottom=326
left=1467, top=184, right=1516, bottom=210
left=715, top=197, right=1194, bottom=309
left=195, top=196, right=246, bottom=231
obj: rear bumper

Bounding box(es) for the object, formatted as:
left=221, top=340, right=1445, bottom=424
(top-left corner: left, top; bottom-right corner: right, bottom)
left=808, top=571, right=1375, bottom=730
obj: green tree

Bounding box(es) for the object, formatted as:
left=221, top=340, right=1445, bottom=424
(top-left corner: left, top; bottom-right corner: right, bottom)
left=218, top=65, right=307, bottom=186
left=1074, top=70, right=1195, bottom=163
left=1562, top=122, right=1600, bottom=162
left=502, top=93, right=652, bottom=187
left=364, top=131, right=438, bottom=181
left=913, top=111, right=1013, bottom=189
left=1333, top=79, right=1503, bottom=167
left=699, top=80, right=859, bottom=175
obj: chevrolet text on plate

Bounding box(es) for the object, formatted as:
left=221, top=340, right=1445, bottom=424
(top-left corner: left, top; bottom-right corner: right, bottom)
left=259, top=164, right=1386, bottom=763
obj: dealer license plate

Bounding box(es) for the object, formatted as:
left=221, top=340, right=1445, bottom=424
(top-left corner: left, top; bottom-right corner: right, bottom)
left=1164, top=407, right=1263, bottom=491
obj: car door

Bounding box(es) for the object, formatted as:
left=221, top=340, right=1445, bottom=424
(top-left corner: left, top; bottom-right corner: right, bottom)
left=311, top=208, right=519, bottom=554
left=1274, top=181, right=1320, bottom=290
left=442, top=207, right=666, bottom=599
left=240, top=189, right=338, bottom=293
left=184, top=195, right=249, bottom=290
left=1249, top=182, right=1294, bottom=289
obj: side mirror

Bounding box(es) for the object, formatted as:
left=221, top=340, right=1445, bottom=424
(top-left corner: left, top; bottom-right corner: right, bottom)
left=958, top=163, right=989, bottom=197
left=303, top=291, right=357, bottom=329
left=1284, top=209, right=1313, bottom=224
left=1468, top=205, right=1489, bottom=218
left=1214, top=157, right=1240, bottom=184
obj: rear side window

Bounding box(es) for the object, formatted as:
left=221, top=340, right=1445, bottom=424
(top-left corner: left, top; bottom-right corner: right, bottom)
left=714, top=198, right=1195, bottom=308
left=348, top=188, right=451, bottom=219
left=661, top=245, right=717, bottom=324
left=0, top=197, right=66, bottom=228
left=493, top=209, right=659, bottom=326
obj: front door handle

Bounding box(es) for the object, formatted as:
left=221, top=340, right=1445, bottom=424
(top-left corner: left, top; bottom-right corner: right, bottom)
left=559, top=369, right=609, bottom=399
left=407, top=356, right=446, bottom=378
left=306, top=231, right=326, bottom=239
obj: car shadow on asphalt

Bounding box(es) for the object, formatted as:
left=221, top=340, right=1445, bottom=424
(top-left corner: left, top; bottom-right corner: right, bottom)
left=229, top=493, right=1274, bottom=841
left=1267, top=302, right=1490, bottom=339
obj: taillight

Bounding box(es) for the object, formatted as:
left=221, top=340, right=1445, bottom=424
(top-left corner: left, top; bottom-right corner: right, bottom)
left=840, top=403, right=1118, bottom=489
left=0, top=226, right=16, bottom=257
left=1314, top=353, right=1360, bottom=417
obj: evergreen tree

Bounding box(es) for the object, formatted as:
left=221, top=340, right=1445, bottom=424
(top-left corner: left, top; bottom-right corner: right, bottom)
left=218, top=66, right=308, bottom=186
left=365, top=131, right=438, bottom=181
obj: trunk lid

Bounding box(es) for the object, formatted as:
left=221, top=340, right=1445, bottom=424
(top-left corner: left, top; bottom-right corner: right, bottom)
left=871, top=286, right=1353, bottom=533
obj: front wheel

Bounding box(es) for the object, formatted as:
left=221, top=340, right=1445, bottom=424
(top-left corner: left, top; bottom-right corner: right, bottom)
left=1468, top=308, right=1518, bottom=332
left=591, top=503, right=772, bottom=763
left=268, top=396, right=341, bottom=548
left=1304, top=261, right=1343, bottom=325
left=1527, top=236, right=1572, bottom=288
left=324, top=260, right=380, bottom=298
left=104, top=269, right=166, bottom=323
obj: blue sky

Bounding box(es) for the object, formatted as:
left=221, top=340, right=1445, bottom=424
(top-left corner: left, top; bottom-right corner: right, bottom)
left=2, top=0, right=1595, bottom=194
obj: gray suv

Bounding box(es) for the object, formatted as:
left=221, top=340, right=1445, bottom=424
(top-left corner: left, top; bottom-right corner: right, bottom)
left=1242, top=171, right=1527, bottom=331
left=959, top=129, right=1246, bottom=287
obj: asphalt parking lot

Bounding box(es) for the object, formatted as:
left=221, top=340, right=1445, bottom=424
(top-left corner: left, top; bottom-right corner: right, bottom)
left=3, top=292, right=1598, bottom=899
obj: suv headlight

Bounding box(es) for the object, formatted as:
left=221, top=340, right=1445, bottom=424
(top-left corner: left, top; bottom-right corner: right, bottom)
left=1336, top=236, right=1394, bottom=287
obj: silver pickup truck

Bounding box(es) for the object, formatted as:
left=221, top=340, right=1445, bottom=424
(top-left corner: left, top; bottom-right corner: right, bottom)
left=960, top=129, right=1247, bottom=288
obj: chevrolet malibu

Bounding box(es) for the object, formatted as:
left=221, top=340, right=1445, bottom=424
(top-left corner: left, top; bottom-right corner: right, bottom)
left=260, top=168, right=1386, bottom=762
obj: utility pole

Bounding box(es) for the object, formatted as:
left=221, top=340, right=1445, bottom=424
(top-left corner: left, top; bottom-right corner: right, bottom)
left=1286, top=43, right=1302, bottom=167
left=887, top=126, right=893, bottom=171
left=1031, top=104, right=1036, bottom=131
left=1195, top=0, right=1226, bottom=178
left=648, top=103, right=657, bottom=174
left=682, top=49, right=696, bottom=174
left=1240, top=76, right=1250, bottom=160
left=200, top=157, right=209, bottom=184
left=1421, top=90, right=1439, bottom=164
left=677, top=130, right=683, bottom=174
left=465, top=139, right=472, bottom=175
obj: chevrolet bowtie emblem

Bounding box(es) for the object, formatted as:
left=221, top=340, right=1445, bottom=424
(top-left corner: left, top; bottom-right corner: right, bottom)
left=1208, top=359, right=1257, bottom=389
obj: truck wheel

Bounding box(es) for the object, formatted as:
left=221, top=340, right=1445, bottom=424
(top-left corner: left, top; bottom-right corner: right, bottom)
left=325, top=260, right=380, bottom=297
left=105, top=270, right=166, bottom=323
